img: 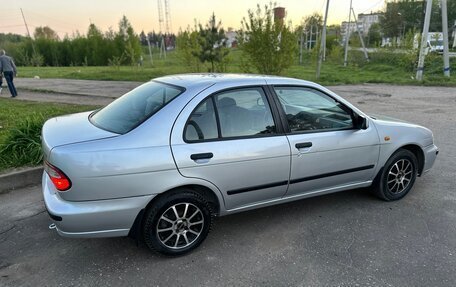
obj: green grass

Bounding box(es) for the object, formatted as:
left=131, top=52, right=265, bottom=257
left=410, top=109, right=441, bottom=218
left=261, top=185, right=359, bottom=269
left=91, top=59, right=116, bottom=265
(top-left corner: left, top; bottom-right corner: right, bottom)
left=0, top=98, right=98, bottom=171
left=18, top=49, right=456, bottom=86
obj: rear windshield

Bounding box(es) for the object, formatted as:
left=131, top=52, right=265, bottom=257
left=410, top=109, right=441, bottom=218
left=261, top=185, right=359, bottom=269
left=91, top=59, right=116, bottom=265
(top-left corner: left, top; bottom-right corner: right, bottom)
left=90, top=81, right=184, bottom=134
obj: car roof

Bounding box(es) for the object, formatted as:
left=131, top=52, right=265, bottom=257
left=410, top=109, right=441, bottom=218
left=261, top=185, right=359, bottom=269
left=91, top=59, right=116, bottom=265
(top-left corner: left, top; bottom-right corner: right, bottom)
left=153, top=73, right=318, bottom=89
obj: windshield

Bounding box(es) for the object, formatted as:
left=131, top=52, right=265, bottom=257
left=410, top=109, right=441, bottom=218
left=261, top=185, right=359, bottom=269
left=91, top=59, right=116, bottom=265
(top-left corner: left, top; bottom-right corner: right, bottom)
left=90, top=81, right=184, bottom=134
left=429, top=40, right=443, bottom=46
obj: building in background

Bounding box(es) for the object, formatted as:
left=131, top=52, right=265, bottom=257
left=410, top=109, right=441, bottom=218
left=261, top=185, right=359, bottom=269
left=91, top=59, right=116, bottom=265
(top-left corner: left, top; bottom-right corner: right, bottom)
left=358, top=12, right=383, bottom=36
left=341, top=21, right=357, bottom=43
left=341, top=11, right=382, bottom=43
left=273, top=7, right=286, bottom=26
left=225, top=27, right=238, bottom=48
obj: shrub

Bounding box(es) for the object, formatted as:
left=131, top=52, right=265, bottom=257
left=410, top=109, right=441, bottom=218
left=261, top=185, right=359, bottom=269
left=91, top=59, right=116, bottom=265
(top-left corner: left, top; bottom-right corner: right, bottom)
left=327, top=45, right=344, bottom=64
left=176, top=29, right=202, bottom=72
left=238, top=4, right=298, bottom=75
left=0, top=115, right=45, bottom=168
left=349, top=50, right=417, bottom=72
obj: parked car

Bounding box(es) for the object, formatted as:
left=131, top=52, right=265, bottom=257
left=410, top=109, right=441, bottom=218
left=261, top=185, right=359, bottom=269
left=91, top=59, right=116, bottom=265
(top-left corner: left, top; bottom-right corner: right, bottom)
left=42, top=74, right=438, bottom=255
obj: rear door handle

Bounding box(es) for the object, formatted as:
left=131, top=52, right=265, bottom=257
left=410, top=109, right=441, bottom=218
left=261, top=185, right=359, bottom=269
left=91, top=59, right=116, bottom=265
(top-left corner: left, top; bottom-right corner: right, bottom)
left=190, top=152, right=214, bottom=160
left=295, top=142, right=312, bottom=149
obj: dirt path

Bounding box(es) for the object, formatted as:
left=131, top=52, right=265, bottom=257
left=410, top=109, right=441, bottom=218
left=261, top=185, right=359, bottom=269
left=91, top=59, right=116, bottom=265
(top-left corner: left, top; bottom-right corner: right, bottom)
left=3, top=78, right=456, bottom=109
left=0, top=90, right=113, bottom=106
left=15, top=78, right=141, bottom=98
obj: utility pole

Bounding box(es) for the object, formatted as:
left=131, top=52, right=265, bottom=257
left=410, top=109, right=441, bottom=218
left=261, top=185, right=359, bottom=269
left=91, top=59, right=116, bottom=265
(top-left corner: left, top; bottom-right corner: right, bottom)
left=309, top=25, right=313, bottom=50
left=20, top=8, right=36, bottom=55
left=343, top=0, right=352, bottom=67
left=304, top=28, right=308, bottom=51
left=316, top=0, right=330, bottom=79
left=441, top=0, right=450, bottom=77
left=164, top=0, right=172, bottom=35
left=159, top=38, right=167, bottom=59
left=351, top=8, right=369, bottom=62
left=299, top=28, right=304, bottom=64
left=157, top=0, right=167, bottom=59
left=157, top=0, right=164, bottom=34
left=453, top=20, right=456, bottom=48
left=147, top=37, right=153, bottom=66
left=20, top=8, right=32, bottom=38
left=416, top=0, right=433, bottom=81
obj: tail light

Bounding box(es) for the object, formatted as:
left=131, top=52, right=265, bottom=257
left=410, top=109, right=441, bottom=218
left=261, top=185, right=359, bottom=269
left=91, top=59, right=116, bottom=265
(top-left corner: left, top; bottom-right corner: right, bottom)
left=44, top=161, right=72, bottom=191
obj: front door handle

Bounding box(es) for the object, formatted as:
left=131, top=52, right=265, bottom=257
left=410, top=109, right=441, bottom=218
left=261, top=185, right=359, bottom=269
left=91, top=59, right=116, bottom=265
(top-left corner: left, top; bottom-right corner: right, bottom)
left=295, top=142, right=312, bottom=149
left=190, top=152, right=214, bottom=161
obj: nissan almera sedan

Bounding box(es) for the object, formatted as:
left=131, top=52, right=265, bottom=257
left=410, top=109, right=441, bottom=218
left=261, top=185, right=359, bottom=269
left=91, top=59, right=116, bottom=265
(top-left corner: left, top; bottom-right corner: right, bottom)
left=42, top=74, right=438, bottom=255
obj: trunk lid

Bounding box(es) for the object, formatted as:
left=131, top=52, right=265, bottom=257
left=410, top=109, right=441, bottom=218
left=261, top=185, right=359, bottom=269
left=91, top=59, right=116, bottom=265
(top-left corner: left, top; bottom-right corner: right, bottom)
left=42, top=111, right=118, bottom=159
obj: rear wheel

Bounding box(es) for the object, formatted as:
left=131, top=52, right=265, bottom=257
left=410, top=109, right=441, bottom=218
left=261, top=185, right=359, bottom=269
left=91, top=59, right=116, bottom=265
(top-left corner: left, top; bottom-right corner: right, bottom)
left=373, top=149, right=418, bottom=201
left=142, top=189, right=213, bottom=256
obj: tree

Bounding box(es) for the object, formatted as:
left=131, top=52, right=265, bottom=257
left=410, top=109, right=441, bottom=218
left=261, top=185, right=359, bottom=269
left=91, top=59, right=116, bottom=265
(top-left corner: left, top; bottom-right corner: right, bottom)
left=238, top=4, right=298, bottom=75
left=302, top=13, right=323, bottom=49
left=148, top=31, right=160, bottom=46
left=87, top=23, right=107, bottom=65
left=176, top=26, right=202, bottom=71
left=380, top=2, right=403, bottom=38
left=34, top=26, right=59, bottom=40
left=193, top=13, right=229, bottom=72
left=139, top=30, right=148, bottom=46
left=367, top=23, right=382, bottom=47
left=115, top=15, right=142, bottom=65
left=296, top=13, right=327, bottom=53
left=303, top=13, right=323, bottom=35
left=379, top=0, right=455, bottom=38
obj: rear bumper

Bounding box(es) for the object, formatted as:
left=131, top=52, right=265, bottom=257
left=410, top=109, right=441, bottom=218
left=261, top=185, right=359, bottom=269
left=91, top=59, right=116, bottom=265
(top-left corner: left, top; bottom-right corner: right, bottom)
left=42, top=172, right=155, bottom=238
left=422, top=144, right=438, bottom=174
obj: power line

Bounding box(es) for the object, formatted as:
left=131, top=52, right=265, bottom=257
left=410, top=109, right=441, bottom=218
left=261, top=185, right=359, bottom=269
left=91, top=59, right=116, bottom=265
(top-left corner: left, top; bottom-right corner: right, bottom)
left=316, top=0, right=330, bottom=79
left=24, top=10, right=78, bottom=29
left=27, top=24, right=71, bottom=35
left=0, top=24, right=25, bottom=28
left=359, top=0, right=384, bottom=14
left=319, top=0, right=326, bottom=13
left=20, top=8, right=36, bottom=54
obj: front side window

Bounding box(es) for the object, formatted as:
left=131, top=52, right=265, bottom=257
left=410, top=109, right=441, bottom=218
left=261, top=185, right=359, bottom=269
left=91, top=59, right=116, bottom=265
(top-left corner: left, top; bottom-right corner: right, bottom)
left=274, top=87, right=354, bottom=133
left=91, top=81, right=183, bottom=134
left=184, top=87, right=276, bottom=142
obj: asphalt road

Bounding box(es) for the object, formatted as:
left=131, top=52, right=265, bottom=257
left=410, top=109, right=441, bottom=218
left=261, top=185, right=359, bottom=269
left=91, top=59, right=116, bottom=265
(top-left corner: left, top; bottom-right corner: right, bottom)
left=1, top=83, right=455, bottom=286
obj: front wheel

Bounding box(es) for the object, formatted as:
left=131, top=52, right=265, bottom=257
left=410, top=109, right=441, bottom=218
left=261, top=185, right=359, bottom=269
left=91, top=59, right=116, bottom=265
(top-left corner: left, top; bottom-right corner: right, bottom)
left=373, top=149, right=418, bottom=201
left=142, top=190, right=214, bottom=256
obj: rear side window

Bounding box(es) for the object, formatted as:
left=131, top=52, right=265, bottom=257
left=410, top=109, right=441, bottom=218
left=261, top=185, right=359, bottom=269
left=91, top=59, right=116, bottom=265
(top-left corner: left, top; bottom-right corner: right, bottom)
left=215, top=88, right=276, bottom=138
left=185, top=98, right=219, bottom=141
left=184, top=87, right=277, bottom=142
left=90, top=81, right=183, bottom=134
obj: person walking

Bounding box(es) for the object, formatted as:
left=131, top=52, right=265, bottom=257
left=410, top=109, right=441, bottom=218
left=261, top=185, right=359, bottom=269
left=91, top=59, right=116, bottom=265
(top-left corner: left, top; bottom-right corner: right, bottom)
left=0, top=50, right=18, bottom=97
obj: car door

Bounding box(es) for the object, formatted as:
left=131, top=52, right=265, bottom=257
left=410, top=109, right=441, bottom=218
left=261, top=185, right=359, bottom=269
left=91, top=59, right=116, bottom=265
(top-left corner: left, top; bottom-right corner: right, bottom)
left=171, top=86, right=291, bottom=211
left=271, top=86, right=380, bottom=197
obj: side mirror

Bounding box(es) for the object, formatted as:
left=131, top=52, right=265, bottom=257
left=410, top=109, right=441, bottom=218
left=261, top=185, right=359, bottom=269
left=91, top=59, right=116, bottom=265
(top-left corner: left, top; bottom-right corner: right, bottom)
left=354, top=114, right=368, bottom=130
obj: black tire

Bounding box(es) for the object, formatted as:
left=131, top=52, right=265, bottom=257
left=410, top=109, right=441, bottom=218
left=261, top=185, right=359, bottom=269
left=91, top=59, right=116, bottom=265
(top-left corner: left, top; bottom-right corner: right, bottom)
left=142, top=189, right=214, bottom=256
left=372, top=149, right=418, bottom=201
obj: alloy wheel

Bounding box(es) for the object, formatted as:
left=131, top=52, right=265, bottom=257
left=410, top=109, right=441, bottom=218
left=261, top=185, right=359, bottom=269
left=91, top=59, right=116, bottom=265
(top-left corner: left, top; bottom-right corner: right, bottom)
left=386, top=159, right=413, bottom=194
left=156, top=203, right=205, bottom=249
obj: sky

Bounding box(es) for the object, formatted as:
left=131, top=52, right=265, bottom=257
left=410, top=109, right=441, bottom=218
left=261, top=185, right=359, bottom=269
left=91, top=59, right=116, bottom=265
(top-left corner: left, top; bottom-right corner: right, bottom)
left=1, top=0, right=385, bottom=38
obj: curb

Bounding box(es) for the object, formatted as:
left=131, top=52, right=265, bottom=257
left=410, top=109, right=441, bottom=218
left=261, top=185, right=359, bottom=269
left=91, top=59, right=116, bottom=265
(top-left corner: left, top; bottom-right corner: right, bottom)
left=0, top=166, right=43, bottom=194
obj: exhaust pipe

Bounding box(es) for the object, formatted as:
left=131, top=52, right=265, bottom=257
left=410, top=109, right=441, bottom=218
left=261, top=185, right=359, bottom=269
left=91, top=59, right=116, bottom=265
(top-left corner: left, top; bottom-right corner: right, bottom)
left=48, top=223, right=56, bottom=230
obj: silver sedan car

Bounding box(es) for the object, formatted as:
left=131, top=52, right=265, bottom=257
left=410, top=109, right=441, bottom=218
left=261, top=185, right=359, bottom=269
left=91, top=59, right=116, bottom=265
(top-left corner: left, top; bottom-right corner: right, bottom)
left=42, top=74, right=438, bottom=255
